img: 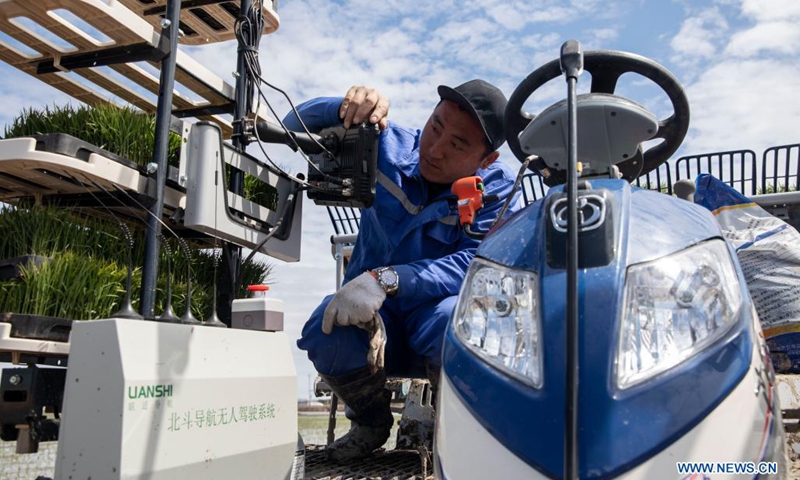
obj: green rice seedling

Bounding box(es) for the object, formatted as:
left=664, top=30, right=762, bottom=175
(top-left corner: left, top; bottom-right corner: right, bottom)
left=235, top=254, right=273, bottom=297
left=0, top=101, right=278, bottom=320
left=173, top=244, right=272, bottom=318
left=0, top=206, right=273, bottom=321
left=3, top=104, right=181, bottom=168
left=243, top=172, right=280, bottom=211
left=0, top=205, right=131, bottom=266
left=0, top=252, right=128, bottom=320
left=757, top=182, right=799, bottom=194
left=4, top=104, right=285, bottom=209
left=223, top=165, right=280, bottom=211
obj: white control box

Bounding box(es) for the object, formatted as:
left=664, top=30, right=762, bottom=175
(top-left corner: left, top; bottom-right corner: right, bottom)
left=232, top=295, right=284, bottom=331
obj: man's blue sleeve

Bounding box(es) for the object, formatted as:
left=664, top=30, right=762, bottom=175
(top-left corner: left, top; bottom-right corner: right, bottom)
left=390, top=168, right=523, bottom=304
left=282, top=97, right=344, bottom=132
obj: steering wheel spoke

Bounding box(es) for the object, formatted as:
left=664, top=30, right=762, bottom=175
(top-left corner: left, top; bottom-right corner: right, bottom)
left=653, top=115, right=677, bottom=140
left=587, top=67, right=623, bottom=94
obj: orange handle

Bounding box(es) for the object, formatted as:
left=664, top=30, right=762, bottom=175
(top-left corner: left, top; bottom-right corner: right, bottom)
left=452, top=176, right=485, bottom=226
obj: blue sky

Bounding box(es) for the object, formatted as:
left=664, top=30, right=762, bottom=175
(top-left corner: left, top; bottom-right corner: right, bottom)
left=1, top=0, right=799, bottom=399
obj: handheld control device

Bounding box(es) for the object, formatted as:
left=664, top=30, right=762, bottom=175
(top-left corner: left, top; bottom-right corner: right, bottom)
left=255, top=121, right=379, bottom=208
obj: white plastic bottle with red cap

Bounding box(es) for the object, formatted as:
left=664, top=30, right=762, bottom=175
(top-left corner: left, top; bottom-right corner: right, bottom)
left=231, top=284, right=285, bottom=332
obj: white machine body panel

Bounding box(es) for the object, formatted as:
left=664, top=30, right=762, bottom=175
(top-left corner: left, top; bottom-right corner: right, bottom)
left=435, top=374, right=542, bottom=479
left=55, top=319, right=297, bottom=480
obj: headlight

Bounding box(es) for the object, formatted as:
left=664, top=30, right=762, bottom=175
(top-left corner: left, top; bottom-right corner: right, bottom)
left=453, top=258, right=542, bottom=388
left=617, top=240, right=742, bottom=389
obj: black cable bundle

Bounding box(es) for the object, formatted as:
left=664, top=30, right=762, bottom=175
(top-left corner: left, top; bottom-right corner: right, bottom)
left=234, top=0, right=265, bottom=115
left=233, top=0, right=337, bottom=185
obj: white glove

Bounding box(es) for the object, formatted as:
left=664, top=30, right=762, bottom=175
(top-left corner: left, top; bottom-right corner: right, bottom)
left=366, top=313, right=387, bottom=374
left=322, top=272, right=386, bottom=334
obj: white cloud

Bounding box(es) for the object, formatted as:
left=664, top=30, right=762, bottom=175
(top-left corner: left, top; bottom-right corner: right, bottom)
left=481, top=0, right=633, bottom=27
left=0, top=67, right=74, bottom=127
left=399, top=17, right=426, bottom=34
left=671, top=20, right=716, bottom=59
left=671, top=0, right=800, bottom=160
left=740, top=0, right=800, bottom=22
left=670, top=7, right=729, bottom=65
left=572, top=0, right=640, bottom=20
left=528, top=6, right=575, bottom=23
left=681, top=58, right=800, bottom=155
left=584, top=28, right=619, bottom=47
left=725, top=21, right=800, bottom=57
left=486, top=3, right=530, bottom=31
left=712, top=0, right=800, bottom=59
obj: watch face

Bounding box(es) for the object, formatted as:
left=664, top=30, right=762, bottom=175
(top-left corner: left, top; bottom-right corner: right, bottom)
left=379, top=268, right=398, bottom=286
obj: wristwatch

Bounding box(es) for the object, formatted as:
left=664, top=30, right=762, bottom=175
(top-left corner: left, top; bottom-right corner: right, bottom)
left=371, top=266, right=399, bottom=296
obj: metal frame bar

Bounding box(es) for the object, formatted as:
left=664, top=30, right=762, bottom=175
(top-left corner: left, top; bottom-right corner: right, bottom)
left=140, top=0, right=183, bottom=317
left=216, top=0, right=256, bottom=324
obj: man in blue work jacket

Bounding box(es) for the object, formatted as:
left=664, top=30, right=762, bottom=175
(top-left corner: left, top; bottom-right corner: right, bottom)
left=285, top=80, right=521, bottom=463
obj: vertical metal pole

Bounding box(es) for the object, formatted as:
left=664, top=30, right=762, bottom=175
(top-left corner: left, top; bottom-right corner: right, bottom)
left=335, top=242, right=344, bottom=290
left=560, top=39, right=583, bottom=480
left=219, top=0, right=255, bottom=322
left=565, top=73, right=579, bottom=480
left=140, top=0, right=182, bottom=318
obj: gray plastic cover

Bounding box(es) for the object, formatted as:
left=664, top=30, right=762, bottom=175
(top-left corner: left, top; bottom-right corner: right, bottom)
left=183, top=122, right=303, bottom=262
left=518, top=93, right=658, bottom=176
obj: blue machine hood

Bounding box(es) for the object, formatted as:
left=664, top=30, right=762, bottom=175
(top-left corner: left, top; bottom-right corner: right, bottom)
left=442, top=179, right=753, bottom=478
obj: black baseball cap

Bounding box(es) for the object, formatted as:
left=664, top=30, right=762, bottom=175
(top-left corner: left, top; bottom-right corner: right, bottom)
left=437, top=79, right=507, bottom=151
